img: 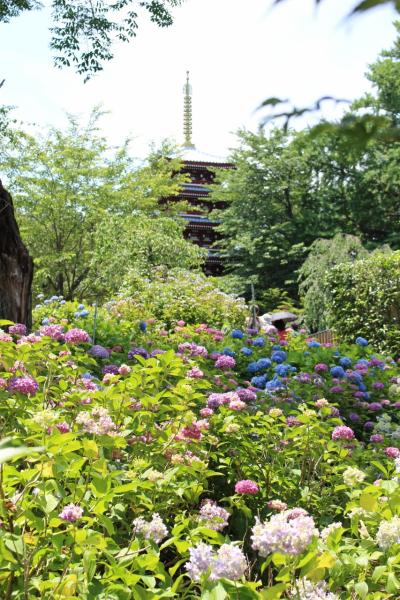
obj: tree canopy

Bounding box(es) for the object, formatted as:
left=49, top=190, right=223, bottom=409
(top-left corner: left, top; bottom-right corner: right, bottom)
left=1, top=111, right=203, bottom=300
left=0, top=0, right=183, bottom=79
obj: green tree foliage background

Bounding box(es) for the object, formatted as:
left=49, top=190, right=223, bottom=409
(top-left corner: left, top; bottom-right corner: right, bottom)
left=212, top=24, right=400, bottom=313
left=0, top=110, right=204, bottom=300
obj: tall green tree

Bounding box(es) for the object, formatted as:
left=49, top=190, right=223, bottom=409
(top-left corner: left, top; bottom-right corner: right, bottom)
left=1, top=111, right=199, bottom=300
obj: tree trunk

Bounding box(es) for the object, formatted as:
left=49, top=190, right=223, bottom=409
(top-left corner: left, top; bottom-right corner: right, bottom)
left=0, top=180, right=33, bottom=328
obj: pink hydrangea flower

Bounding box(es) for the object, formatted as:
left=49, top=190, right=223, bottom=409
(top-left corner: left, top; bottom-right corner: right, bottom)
left=59, top=504, right=83, bottom=522
left=40, top=324, right=65, bottom=341
left=332, top=426, right=355, bottom=441
left=8, top=323, right=27, bottom=336
left=200, top=408, right=214, bottom=417
left=0, top=378, right=7, bottom=390
left=215, top=355, right=236, bottom=370
left=235, top=480, right=259, bottom=494
left=56, top=422, right=70, bottom=433
left=64, top=328, right=90, bottom=344
left=118, top=364, right=131, bottom=375
left=7, top=377, right=38, bottom=396
left=0, top=331, right=13, bottom=342
left=267, top=500, right=288, bottom=511
left=187, top=366, right=204, bottom=378
left=385, top=447, right=400, bottom=459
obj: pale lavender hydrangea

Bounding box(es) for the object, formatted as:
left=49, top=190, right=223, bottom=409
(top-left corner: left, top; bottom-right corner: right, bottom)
left=59, top=503, right=83, bottom=522
left=185, top=543, right=247, bottom=582
left=132, top=513, right=168, bottom=543
left=76, top=407, right=118, bottom=436
left=288, top=579, right=339, bottom=599
left=178, top=342, right=208, bottom=358
left=199, top=500, right=229, bottom=531
left=185, top=543, right=214, bottom=581
left=64, top=328, right=90, bottom=344
left=251, top=509, right=318, bottom=556
left=211, top=544, right=247, bottom=581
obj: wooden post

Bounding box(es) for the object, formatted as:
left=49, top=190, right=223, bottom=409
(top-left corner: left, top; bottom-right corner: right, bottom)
left=0, top=180, right=33, bottom=328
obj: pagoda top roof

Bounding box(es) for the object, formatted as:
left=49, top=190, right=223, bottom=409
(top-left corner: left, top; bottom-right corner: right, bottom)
left=179, top=146, right=233, bottom=167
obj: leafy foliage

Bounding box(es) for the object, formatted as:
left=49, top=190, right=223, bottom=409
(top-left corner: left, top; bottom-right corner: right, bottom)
left=325, top=250, right=400, bottom=353
left=0, top=302, right=399, bottom=597
left=117, top=267, right=248, bottom=329
left=299, top=234, right=369, bottom=333
left=0, top=111, right=203, bottom=301
left=0, top=0, right=183, bottom=79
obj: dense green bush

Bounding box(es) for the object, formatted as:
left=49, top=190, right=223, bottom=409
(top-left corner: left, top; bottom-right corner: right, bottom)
left=299, top=234, right=369, bottom=333
left=325, top=251, right=400, bottom=354
left=118, top=268, right=248, bottom=330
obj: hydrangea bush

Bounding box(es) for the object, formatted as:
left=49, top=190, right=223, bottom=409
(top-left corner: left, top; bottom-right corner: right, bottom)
left=0, top=305, right=399, bottom=598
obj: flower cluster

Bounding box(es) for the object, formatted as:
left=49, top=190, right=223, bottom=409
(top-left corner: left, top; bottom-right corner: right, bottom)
left=40, top=324, right=65, bottom=340
left=198, top=500, right=229, bottom=531
left=288, top=579, right=339, bottom=599
left=132, top=513, right=168, bottom=543
left=251, top=509, right=318, bottom=556
left=59, top=504, right=83, bottom=522
left=8, top=323, right=27, bottom=336
left=376, top=516, right=400, bottom=550
left=76, top=407, right=118, bottom=435
left=331, top=426, right=355, bottom=441
left=235, top=480, right=259, bottom=494
left=185, top=543, right=247, bottom=582
left=342, top=467, right=365, bottom=487
left=7, top=376, right=39, bottom=396
left=64, top=328, right=90, bottom=344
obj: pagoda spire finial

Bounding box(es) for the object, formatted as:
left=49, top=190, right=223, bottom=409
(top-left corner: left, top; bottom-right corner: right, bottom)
left=183, top=70, right=195, bottom=148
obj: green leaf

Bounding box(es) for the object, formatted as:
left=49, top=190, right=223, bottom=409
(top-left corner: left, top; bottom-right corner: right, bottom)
left=355, top=581, right=368, bottom=599
left=0, top=445, right=43, bottom=464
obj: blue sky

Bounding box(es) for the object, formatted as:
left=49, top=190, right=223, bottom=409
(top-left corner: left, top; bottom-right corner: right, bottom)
left=1, top=0, right=398, bottom=158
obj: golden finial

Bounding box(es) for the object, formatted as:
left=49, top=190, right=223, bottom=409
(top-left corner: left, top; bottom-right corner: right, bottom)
left=183, top=70, right=195, bottom=148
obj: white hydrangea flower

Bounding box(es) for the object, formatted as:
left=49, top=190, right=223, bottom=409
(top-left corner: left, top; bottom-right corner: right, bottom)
left=343, top=467, right=365, bottom=487
left=376, top=516, right=400, bottom=550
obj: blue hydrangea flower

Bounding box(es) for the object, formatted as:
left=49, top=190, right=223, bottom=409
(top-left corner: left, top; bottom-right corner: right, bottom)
left=251, top=375, right=267, bottom=389
left=307, top=340, right=321, bottom=348
left=356, top=336, right=368, bottom=347
left=241, top=347, right=253, bottom=357
left=247, top=362, right=260, bottom=374
left=339, top=357, right=352, bottom=368
left=275, top=363, right=291, bottom=376
left=330, top=366, right=346, bottom=379
left=139, top=321, right=147, bottom=333
left=231, top=329, right=244, bottom=339
left=256, top=358, right=272, bottom=370
left=265, top=376, right=284, bottom=391
left=222, top=347, right=236, bottom=357
left=41, top=318, right=49, bottom=325
left=252, top=337, right=265, bottom=347
left=358, top=383, right=367, bottom=392
left=271, top=350, right=287, bottom=364
left=77, top=303, right=85, bottom=310
left=272, top=345, right=281, bottom=351
left=79, top=310, right=90, bottom=318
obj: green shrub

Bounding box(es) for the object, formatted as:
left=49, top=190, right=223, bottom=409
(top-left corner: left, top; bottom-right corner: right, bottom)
left=118, top=267, right=248, bottom=329
left=325, top=250, right=400, bottom=353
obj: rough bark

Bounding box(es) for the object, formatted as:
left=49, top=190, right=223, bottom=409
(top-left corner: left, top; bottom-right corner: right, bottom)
left=0, top=180, right=33, bottom=328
